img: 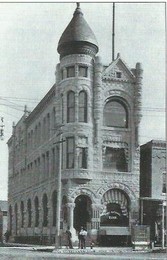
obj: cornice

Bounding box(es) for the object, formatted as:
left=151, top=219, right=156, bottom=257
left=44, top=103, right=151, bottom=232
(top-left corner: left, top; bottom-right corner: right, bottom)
left=26, top=85, right=56, bottom=124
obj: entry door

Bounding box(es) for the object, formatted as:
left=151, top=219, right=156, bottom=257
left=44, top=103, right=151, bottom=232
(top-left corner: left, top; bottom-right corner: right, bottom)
left=74, top=195, right=92, bottom=231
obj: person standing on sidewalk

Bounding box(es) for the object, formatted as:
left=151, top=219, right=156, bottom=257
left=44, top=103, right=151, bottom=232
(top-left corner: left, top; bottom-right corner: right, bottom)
left=79, top=227, right=87, bottom=249
left=65, top=227, right=73, bottom=249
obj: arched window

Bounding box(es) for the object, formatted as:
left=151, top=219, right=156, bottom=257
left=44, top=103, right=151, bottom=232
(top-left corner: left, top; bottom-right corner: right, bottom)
left=38, top=122, right=41, bottom=144
left=67, top=91, right=75, bottom=123
left=43, top=117, right=46, bottom=140
left=52, top=191, right=57, bottom=226
left=104, top=99, right=128, bottom=128
left=47, top=113, right=50, bottom=139
left=20, top=201, right=24, bottom=228
left=34, top=197, right=39, bottom=227
left=35, top=125, right=38, bottom=147
left=31, top=130, right=34, bottom=148
left=42, top=194, right=48, bottom=227
left=27, top=199, right=31, bottom=227
left=52, top=107, right=56, bottom=131
left=79, top=91, right=87, bottom=122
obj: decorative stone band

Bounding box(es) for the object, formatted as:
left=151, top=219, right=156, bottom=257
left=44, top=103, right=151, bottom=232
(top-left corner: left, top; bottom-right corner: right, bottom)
left=58, top=42, right=98, bottom=59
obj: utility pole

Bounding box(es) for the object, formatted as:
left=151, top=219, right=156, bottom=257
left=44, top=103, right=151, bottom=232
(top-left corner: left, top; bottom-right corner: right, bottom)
left=53, top=126, right=65, bottom=249
left=161, top=201, right=165, bottom=250
left=112, top=2, right=115, bottom=61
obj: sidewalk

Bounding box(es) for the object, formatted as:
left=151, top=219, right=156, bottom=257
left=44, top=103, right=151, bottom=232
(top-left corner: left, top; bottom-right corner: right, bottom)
left=1, top=243, right=151, bottom=255
left=52, top=246, right=134, bottom=255
left=2, top=242, right=166, bottom=255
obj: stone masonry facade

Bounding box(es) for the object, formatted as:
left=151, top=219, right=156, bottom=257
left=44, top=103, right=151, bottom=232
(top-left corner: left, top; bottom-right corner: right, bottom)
left=7, top=4, right=143, bottom=245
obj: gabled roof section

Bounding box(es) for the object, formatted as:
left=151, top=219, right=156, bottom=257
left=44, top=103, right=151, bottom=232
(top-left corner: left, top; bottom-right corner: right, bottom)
left=102, top=53, right=135, bottom=82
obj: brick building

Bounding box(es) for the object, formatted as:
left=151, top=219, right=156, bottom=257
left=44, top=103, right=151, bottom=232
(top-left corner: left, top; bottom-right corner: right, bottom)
left=7, top=4, right=142, bottom=245
left=140, top=140, right=166, bottom=246
left=0, top=200, right=8, bottom=242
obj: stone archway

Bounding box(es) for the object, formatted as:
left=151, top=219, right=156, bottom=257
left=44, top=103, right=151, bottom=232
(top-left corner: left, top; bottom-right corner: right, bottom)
left=74, top=195, right=92, bottom=232
left=100, top=189, right=130, bottom=227
left=98, top=183, right=137, bottom=246
left=98, top=182, right=137, bottom=211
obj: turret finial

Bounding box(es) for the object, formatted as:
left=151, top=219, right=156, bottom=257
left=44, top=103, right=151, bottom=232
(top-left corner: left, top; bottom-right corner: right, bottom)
left=74, top=2, right=83, bottom=16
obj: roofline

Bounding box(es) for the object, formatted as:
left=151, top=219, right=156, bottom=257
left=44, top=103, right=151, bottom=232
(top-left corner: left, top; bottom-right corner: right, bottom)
left=26, top=84, right=56, bottom=124
left=140, top=139, right=166, bottom=148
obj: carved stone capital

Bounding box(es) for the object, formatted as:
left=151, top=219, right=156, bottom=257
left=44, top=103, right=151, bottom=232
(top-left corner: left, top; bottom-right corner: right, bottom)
left=66, top=202, right=75, bottom=209
left=91, top=203, right=103, bottom=211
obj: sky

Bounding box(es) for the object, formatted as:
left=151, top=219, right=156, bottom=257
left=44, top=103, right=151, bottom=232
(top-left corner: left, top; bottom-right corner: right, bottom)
left=0, top=1, right=166, bottom=200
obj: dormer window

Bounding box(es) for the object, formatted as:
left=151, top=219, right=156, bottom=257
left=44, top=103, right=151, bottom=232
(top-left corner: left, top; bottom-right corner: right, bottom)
left=116, top=71, right=122, bottom=78
left=67, top=66, right=75, bottom=77
left=79, top=66, right=88, bottom=77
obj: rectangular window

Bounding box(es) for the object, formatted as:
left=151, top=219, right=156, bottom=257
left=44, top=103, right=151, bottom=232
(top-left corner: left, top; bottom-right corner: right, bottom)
left=67, top=66, right=75, bottom=77
left=162, top=172, right=166, bottom=194
left=103, top=147, right=128, bottom=172
left=67, top=91, right=75, bottom=123
left=116, top=71, right=122, bottom=78
left=66, top=137, right=74, bottom=169
left=79, top=66, right=88, bottom=77
left=78, top=147, right=87, bottom=169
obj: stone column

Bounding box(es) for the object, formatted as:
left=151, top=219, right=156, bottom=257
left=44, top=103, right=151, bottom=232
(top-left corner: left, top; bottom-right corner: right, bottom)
left=47, top=204, right=52, bottom=244
left=94, top=56, right=103, bottom=144
left=66, top=203, right=75, bottom=230
left=91, top=203, right=103, bottom=230
left=88, top=203, right=103, bottom=242
left=66, top=202, right=77, bottom=242
left=134, top=62, right=143, bottom=147
left=38, top=203, right=43, bottom=232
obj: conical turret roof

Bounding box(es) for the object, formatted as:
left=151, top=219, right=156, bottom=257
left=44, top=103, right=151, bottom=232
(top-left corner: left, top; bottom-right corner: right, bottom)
left=57, top=4, right=98, bottom=58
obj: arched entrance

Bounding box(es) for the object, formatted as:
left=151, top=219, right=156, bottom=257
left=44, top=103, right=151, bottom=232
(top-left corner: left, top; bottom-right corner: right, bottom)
left=101, top=189, right=130, bottom=226
left=74, top=195, right=92, bottom=231
left=100, top=189, right=130, bottom=246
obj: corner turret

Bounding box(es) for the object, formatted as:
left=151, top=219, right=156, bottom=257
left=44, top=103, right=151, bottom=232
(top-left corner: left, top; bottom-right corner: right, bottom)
left=57, top=3, right=99, bottom=59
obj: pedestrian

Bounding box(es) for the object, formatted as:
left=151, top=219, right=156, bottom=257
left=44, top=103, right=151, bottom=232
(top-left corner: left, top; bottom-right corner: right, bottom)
left=4, top=230, right=10, bottom=243
left=79, top=227, right=87, bottom=249
left=66, top=227, right=73, bottom=249
left=78, top=231, right=82, bottom=248
left=40, top=231, right=43, bottom=245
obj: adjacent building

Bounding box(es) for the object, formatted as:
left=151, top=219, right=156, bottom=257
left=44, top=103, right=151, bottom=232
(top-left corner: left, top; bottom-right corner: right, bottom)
left=0, top=200, right=8, bottom=242
left=7, top=4, right=143, bottom=245
left=140, top=140, right=166, bottom=246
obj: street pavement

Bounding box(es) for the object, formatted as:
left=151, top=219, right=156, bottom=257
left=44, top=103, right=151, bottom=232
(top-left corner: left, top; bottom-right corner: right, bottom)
left=0, top=244, right=166, bottom=259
